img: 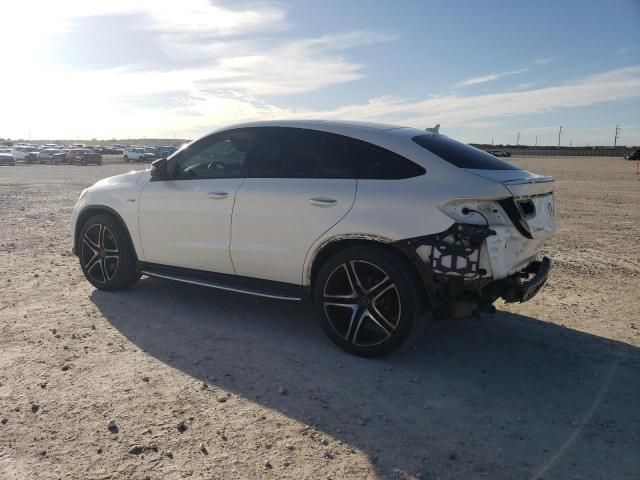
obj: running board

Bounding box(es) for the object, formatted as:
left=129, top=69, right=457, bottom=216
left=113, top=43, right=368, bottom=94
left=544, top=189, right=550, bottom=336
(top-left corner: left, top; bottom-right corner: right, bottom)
left=138, top=263, right=305, bottom=302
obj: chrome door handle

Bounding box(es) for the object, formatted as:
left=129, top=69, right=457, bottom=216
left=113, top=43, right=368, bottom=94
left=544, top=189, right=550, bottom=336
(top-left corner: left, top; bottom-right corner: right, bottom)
left=207, top=192, right=228, bottom=200
left=308, top=197, right=337, bottom=207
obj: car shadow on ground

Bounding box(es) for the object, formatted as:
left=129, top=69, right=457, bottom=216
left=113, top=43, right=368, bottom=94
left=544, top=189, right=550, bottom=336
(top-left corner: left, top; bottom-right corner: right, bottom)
left=91, top=277, right=640, bottom=479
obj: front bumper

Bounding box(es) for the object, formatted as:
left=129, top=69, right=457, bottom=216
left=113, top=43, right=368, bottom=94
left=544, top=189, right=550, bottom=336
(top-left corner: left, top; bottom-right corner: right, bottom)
left=484, top=257, right=552, bottom=303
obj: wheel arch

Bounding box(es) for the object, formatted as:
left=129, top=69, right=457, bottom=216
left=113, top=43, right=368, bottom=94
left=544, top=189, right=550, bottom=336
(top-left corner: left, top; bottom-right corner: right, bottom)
left=307, top=235, right=426, bottom=300
left=74, top=205, right=138, bottom=261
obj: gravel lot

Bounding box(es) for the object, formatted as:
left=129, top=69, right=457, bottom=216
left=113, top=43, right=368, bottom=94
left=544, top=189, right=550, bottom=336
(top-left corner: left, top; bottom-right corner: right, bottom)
left=1, top=156, right=639, bottom=479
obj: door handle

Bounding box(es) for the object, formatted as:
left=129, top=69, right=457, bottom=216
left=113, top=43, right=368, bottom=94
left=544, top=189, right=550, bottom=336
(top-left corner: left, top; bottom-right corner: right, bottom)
left=207, top=192, right=228, bottom=200
left=308, top=197, right=337, bottom=207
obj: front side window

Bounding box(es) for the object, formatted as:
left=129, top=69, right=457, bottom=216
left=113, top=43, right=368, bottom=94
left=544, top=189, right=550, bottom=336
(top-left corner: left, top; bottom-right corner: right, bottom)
left=176, top=129, right=256, bottom=179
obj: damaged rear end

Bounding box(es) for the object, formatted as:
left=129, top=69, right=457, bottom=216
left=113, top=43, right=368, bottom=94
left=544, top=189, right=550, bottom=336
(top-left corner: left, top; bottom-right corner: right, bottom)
left=402, top=134, right=556, bottom=318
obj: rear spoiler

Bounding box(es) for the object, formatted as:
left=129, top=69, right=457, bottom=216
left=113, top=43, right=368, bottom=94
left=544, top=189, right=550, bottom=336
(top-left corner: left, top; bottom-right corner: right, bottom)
left=503, top=176, right=554, bottom=197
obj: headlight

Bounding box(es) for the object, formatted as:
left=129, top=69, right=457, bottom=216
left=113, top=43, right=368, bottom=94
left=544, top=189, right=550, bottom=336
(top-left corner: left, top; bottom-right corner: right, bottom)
left=438, top=199, right=510, bottom=226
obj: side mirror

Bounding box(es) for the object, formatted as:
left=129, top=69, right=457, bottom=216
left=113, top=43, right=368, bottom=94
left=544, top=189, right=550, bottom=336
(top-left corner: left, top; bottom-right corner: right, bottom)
left=166, top=155, right=178, bottom=178
left=150, top=158, right=167, bottom=179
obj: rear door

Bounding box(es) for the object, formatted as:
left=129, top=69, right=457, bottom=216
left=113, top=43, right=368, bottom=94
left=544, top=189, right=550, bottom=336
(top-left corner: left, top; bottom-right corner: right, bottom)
left=230, top=127, right=356, bottom=284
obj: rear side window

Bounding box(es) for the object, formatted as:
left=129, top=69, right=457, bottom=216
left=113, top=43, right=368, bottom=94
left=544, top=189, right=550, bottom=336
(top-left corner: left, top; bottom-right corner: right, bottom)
left=249, top=127, right=323, bottom=178
left=345, top=138, right=426, bottom=179
left=316, top=133, right=352, bottom=178
left=412, top=134, right=519, bottom=170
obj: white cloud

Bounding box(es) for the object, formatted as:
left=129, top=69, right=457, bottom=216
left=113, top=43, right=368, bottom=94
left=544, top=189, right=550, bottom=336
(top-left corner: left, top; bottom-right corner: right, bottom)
left=534, top=57, right=554, bottom=65
left=2, top=65, right=638, bottom=140
left=455, top=68, right=529, bottom=87
left=296, top=66, right=640, bottom=129
left=617, top=46, right=640, bottom=54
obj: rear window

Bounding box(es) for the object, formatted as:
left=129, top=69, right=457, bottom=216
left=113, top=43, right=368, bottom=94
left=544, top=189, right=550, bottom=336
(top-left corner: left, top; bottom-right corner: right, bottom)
left=412, top=134, right=519, bottom=170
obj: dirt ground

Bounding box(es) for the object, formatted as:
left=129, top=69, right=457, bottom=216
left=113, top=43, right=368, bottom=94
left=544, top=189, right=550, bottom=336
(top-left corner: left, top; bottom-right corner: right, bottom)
left=1, top=156, right=639, bottom=480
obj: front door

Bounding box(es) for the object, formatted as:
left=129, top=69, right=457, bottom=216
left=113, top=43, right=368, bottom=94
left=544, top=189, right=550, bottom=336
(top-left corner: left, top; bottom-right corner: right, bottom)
left=138, top=129, right=256, bottom=274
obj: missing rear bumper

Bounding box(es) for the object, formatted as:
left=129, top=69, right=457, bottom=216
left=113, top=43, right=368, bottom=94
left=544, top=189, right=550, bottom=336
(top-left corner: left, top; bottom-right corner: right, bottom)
left=484, top=256, right=552, bottom=303
left=394, top=224, right=552, bottom=316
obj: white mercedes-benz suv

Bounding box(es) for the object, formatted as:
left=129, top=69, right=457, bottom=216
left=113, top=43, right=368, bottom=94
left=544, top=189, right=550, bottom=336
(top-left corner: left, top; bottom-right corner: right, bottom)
left=71, top=120, right=555, bottom=356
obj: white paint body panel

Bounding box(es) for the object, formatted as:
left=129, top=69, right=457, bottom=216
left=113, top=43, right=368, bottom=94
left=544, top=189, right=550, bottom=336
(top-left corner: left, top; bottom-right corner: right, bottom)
left=70, top=170, right=147, bottom=257
left=138, top=176, right=244, bottom=274
left=230, top=178, right=356, bottom=284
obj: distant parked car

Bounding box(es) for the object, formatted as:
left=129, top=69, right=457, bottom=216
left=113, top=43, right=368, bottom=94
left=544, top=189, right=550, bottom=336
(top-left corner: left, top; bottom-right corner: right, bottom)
left=12, top=145, right=40, bottom=163
left=68, top=148, right=102, bottom=166
left=38, top=148, right=64, bottom=164
left=489, top=150, right=511, bottom=158
left=144, top=147, right=158, bottom=159
left=123, top=147, right=153, bottom=162
left=156, top=145, right=178, bottom=159
left=0, top=153, right=16, bottom=166
left=52, top=150, right=70, bottom=165
left=625, top=149, right=640, bottom=160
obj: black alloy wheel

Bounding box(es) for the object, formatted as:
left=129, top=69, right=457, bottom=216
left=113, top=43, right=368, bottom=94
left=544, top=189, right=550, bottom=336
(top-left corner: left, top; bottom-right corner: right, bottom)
left=78, top=214, right=140, bottom=290
left=313, top=246, right=424, bottom=357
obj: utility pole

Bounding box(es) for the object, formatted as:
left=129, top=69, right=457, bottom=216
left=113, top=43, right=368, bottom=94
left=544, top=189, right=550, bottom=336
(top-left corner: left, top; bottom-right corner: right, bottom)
left=516, top=132, right=520, bottom=146
left=614, top=124, right=621, bottom=147
left=558, top=126, right=563, bottom=147
left=569, top=139, right=572, bottom=147
left=491, top=138, right=494, bottom=145
left=535, top=135, right=538, bottom=146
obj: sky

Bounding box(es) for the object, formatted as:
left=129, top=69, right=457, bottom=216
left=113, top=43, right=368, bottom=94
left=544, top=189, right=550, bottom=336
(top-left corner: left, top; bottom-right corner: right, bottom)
left=1, top=0, right=639, bottom=145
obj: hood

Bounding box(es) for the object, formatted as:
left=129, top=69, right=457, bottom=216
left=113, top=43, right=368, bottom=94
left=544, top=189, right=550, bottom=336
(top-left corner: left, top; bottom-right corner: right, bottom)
left=464, top=168, right=554, bottom=197
left=92, top=170, right=145, bottom=188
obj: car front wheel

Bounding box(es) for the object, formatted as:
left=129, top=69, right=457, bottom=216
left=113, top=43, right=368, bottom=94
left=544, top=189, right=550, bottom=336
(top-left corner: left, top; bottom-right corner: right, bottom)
left=313, top=246, right=425, bottom=357
left=78, top=214, right=140, bottom=291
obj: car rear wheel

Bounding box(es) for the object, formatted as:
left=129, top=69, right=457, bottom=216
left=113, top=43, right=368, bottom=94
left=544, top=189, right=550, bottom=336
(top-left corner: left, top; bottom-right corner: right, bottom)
left=313, top=245, right=425, bottom=357
left=78, top=214, right=140, bottom=291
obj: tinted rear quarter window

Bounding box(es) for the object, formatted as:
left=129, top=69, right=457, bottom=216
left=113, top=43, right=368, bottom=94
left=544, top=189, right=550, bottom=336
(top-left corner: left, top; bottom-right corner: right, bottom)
left=412, top=134, right=519, bottom=170
left=345, top=138, right=426, bottom=179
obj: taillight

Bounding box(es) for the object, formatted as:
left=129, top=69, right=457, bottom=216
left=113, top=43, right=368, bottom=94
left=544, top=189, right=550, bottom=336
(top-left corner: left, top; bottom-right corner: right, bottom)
left=438, top=199, right=510, bottom=226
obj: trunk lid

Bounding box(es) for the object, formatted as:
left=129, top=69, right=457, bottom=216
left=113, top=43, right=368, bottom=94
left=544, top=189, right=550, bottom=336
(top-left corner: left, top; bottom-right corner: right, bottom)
left=464, top=168, right=554, bottom=196
left=465, top=168, right=556, bottom=238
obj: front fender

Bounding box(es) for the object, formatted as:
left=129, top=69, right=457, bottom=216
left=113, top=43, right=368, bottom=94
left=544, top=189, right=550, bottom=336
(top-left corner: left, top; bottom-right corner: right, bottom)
left=71, top=170, right=148, bottom=259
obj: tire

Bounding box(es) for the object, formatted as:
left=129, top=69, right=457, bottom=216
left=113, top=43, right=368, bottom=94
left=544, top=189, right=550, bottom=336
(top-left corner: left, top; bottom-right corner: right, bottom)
left=313, top=245, right=425, bottom=357
left=78, top=214, right=140, bottom=291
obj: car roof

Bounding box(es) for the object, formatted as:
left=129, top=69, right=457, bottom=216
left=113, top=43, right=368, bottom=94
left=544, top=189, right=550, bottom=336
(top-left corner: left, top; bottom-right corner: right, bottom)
left=220, top=119, right=424, bottom=138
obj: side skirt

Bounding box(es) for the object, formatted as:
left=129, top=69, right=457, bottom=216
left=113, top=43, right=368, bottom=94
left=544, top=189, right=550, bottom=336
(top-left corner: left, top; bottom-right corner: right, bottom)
left=137, top=262, right=307, bottom=302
